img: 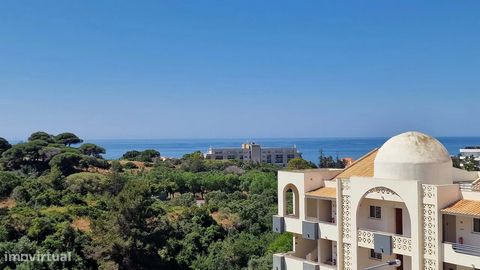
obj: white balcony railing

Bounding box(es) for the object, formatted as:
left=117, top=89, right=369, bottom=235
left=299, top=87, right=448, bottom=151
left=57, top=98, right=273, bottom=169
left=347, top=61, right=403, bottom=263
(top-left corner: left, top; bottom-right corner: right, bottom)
left=357, top=229, right=412, bottom=256
left=283, top=253, right=337, bottom=270
left=284, top=216, right=338, bottom=241
left=443, top=242, right=480, bottom=268
left=283, top=253, right=319, bottom=269
left=318, top=220, right=338, bottom=241
left=445, top=242, right=480, bottom=256
left=284, top=216, right=302, bottom=234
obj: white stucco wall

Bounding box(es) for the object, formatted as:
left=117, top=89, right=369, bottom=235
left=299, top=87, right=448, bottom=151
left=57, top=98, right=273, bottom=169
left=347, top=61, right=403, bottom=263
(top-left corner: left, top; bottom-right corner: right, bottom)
left=461, top=190, right=480, bottom=201
left=443, top=242, right=480, bottom=269
left=357, top=198, right=411, bottom=237
left=455, top=216, right=480, bottom=246
left=452, top=167, right=480, bottom=182
left=436, top=184, right=462, bottom=209
left=278, top=169, right=342, bottom=220
left=374, top=161, right=453, bottom=185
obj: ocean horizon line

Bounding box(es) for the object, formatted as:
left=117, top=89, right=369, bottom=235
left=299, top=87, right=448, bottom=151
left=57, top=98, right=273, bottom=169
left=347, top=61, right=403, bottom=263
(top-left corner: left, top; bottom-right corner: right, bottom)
left=7, top=135, right=480, bottom=142
left=64, top=135, right=480, bottom=141
left=5, top=136, right=480, bottom=163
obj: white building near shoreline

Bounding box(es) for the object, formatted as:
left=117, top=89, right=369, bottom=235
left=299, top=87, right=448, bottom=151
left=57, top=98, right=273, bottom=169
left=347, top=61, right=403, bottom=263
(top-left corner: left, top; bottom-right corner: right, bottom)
left=459, top=147, right=480, bottom=162
left=272, top=131, right=480, bottom=270
left=204, top=142, right=301, bottom=166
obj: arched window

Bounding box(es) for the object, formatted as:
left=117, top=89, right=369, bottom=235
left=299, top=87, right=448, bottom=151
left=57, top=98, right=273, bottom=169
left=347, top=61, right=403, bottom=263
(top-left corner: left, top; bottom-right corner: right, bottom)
left=286, top=188, right=295, bottom=215
left=283, top=184, right=299, bottom=217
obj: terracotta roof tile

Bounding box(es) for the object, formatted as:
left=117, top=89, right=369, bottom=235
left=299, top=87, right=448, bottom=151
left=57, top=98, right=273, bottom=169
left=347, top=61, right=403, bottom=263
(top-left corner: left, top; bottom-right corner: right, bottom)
left=306, top=149, right=378, bottom=198
left=334, top=148, right=378, bottom=179
left=305, top=187, right=336, bottom=199
left=441, top=199, right=480, bottom=217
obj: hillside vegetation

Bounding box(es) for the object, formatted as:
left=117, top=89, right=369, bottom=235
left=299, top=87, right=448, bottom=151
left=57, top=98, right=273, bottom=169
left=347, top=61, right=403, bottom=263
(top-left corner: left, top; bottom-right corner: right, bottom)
left=0, top=132, right=292, bottom=270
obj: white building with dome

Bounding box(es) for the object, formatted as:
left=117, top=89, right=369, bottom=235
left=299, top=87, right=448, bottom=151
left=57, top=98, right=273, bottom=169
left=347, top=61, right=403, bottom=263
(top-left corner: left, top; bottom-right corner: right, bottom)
left=272, top=132, right=480, bottom=270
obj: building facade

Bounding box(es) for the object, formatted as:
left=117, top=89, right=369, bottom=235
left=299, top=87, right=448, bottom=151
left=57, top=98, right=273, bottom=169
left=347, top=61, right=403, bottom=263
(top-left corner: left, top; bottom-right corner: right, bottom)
left=272, top=132, right=480, bottom=270
left=204, top=142, right=301, bottom=166
left=459, top=147, right=480, bottom=161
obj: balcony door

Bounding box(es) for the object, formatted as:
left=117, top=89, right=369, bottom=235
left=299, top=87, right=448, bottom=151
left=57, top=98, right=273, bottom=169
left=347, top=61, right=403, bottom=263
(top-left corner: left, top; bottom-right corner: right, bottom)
left=395, top=208, right=403, bottom=235
left=443, top=214, right=456, bottom=243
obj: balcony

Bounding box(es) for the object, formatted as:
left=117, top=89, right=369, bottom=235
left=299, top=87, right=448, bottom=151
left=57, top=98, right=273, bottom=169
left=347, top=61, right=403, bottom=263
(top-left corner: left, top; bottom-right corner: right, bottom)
left=443, top=242, right=480, bottom=268
left=299, top=218, right=338, bottom=241
left=273, top=253, right=337, bottom=270
left=273, top=216, right=338, bottom=241
left=305, top=218, right=337, bottom=241
left=357, top=229, right=412, bottom=256
left=284, top=216, right=302, bottom=234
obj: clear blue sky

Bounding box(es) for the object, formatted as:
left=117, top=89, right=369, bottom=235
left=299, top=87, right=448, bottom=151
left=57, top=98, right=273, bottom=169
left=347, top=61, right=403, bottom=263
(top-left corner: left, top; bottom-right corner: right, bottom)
left=1, top=1, right=479, bottom=140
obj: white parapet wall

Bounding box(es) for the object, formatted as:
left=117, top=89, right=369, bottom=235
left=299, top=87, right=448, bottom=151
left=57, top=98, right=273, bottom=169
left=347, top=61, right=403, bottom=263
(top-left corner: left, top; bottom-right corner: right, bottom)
left=443, top=242, right=480, bottom=268
left=277, top=169, right=343, bottom=219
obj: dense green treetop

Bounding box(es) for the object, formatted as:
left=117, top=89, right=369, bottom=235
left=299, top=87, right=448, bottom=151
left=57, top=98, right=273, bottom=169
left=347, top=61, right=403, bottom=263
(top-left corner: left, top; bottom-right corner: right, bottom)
left=79, top=143, right=106, bottom=158
left=286, top=157, right=317, bottom=170
left=54, top=132, right=83, bottom=146
left=48, top=152, right=83, bottom=175
left=0, top=132, right=109, bottom=176
left=0, top=137, right=12, bottom=155
left=122, top=149, right=160, bottom=162
left=0, top=171, right=22, bottom=197
left=28, top=131, right=54, bottom=143
left=318, top=149, right=346, bottom=168
left=122, top=150, right=141, bottom=160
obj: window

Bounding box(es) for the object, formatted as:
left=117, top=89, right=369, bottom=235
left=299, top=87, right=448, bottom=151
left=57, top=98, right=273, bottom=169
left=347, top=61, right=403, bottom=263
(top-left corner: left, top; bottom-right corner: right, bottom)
left=285, top=188, right=294, bottom=215
left=369, top=206, right=381, bottom=219
left=474, top=218, right=480, bottom=233
left=215, top=155, right=223, bottom=160
left=275, top=154, right=283, bottom=163
left=369, top=249, right=382, bottom=260
left=227, top=155, right=236, bottom=160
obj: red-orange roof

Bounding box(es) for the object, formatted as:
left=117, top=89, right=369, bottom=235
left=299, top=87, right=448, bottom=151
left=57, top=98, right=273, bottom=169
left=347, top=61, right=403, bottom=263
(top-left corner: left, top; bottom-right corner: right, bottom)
left=305, top=187, right=336, bottom=198
left=441, top=200, right=480, bottom=217
left=334, top=149, right=378, bottom=179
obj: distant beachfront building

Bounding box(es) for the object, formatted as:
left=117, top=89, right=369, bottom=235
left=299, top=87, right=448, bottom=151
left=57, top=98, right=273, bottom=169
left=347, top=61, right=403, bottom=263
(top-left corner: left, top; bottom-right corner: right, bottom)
left=272, top=131, right=480, bottom=270
left=203, top=142, right=301, bottom=166
left=459, top=146, right=480, bottom=161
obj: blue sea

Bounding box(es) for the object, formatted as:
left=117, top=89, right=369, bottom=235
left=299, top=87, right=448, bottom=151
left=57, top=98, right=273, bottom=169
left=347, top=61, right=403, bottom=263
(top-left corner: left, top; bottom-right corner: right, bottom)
left=83, top=137, right=480, bottom=164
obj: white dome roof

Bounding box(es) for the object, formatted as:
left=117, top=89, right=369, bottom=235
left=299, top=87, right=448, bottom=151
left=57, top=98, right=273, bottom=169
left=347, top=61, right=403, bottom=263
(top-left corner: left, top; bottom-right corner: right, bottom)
left=374, top=131, right=452, bottom=184
left=375, top=131, right=450, bottom=164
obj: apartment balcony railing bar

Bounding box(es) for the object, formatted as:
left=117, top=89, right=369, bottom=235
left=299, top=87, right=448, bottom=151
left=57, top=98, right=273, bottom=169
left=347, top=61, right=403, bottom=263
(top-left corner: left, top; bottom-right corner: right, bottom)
left=459, top=179, right=480, bottom=192
left=447, top=241, right=480, bottom=256
left=305, top=217, right=336, bottom=224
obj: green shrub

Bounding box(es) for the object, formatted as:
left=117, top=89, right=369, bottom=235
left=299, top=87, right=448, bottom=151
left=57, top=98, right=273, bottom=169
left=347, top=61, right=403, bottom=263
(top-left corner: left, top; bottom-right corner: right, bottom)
left=65, top=172, right=109, bottom=195
left=124, top=162, right=138, bottom=169
left=0, top=171, right=23, bottom=197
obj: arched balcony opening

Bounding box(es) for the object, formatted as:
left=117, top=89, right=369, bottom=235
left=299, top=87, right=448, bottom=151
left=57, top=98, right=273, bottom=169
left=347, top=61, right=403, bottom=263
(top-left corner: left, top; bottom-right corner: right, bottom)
left=283, top=184, right=299, bottom=218
left=356, top=186, right=412, bottom=237
left=356, top=186, right=413, bottom=270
